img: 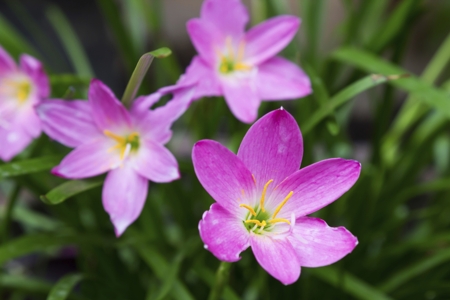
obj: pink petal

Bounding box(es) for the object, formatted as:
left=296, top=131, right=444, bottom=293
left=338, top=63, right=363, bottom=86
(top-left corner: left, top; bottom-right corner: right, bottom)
left=88, top=79, right=132, bottom=132
left=51, top=138, right=119, bottom=179
left=250, top=234, right=300, bottom=285
left=271, top=158, right=361, bottom=218
left=0, top=126, right=32, bottom=161
left=20, top=54, right=49, bottom=98
left=102, top=164, right=148, bottom=236
left=176, top=56, right=222, bottom=100
left=199, top=203, right=250, bottom=262
left=288, top=217, right=358, bottom=267
left=237, top=109, right=303, bottom=190
left=15, top=107, right=41, bottom=138
left=37, top=100, right=101, bottom=148
left=132, top=139, right=179, bottom=183
left=222, top=78, right=260, bottom=123
left=0, top=46, right=17, bottom=75
left=192, top=140, right=255, bottom=217
left=200, top=0, right=248, bottom=38
left=131, top=85, right=195, bottom=144
left=245, top=16, right=300, bottom=66
left=187, top=19, right=223, bottom=64
left=256, top=57, right=311, bottom=100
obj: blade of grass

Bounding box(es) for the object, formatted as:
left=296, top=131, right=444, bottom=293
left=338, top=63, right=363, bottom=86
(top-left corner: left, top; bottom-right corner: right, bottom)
left=379, top=249, right=450, bottom=293
left=302, top=74, right=390, bottom=134
left=0, top=155, right=63, bottom=179
left=0, top=12, right=39, bottom=57
left=47, top=274, right=84, bottom=300
left=40, top=178, right=104, bottom=205
left=46, top=6, right=94, bottom=77
left=310, top=267, right=393, bottom=300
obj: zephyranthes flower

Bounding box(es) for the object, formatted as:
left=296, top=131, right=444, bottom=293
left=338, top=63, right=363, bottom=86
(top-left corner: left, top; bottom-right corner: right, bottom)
left=193, top=108, right=360, bottom=284
left=0, top=46, right=49, bottom=161
left=37, top=79, right=193, bottom=236
left=176, top=0, right=311, bottom=123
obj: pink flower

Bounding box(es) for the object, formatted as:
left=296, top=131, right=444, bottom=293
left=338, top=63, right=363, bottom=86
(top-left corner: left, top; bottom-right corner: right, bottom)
left=193, top=108, right=360, bottom=285
left=0, top=46, right=49, bottom=161
left=37, top=79, right=193, bottom=236
left=177, top=0, right=311, bottom=123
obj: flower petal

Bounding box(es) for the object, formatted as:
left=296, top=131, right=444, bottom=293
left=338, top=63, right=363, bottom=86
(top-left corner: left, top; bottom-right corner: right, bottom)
left=37, top=100, right=101, bottom=148
left=250, top=234, right=300, bottom=285
left=256, top=57, right=311, bottom=100
left=88, top=79, right=132, bottom=132
left=192, top=140, right=255, bottom=216
left=0, top=126, right=32, bottom=162
left=20, top=54, right=49, bottom=98
left=103, top=164, right=148, bottom=236
left=16, top=107, right=41, bottom=138
left=132, top=139, right=179, bottom=183
left=176, top=56, right=222, bottom=100
left=245, top=16, right=300, bottom=65
left=288, top=217, right=358, bottom=267
left=222, top=78, right=260, bottom=123
left=51, top=138, right=119, bottom=179
left=131, top=84, right=195, bottom=144
left=187, top=19, right=223, bottom=64
left=237, top=109, right=303, bottom=190
left=272, top=158, right=361, bottom=218
left=200, top=0, right=248, bottom=38
left=199, top=203, right=250, bottom=262
left=0, top=46, right=16, bottom=75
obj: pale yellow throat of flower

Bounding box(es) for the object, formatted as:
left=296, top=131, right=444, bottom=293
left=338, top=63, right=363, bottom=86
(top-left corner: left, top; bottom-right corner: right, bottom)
left=217, top=37, right=252, bottom=74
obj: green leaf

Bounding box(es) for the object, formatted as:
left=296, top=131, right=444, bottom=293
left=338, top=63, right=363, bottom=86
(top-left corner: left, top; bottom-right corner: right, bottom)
left=0, top=12, right=39, bottom=57
left=40, top=178, right=103, bottom=205
left=332, top=47, right=450, bottom=117
left=0, top=274, right=52, bottom=294
left=311, top=267, right=393, bottom=300
left=302, top=75, right=389, bottom=134
left=46, top=6, right=94, bottom=77
left=47, top=274, right=84, bottom=300
left=0, top=233, right=114, bottom=265
left=379, top=249, right=450, bottom=292
left=0, top=155, right=63, bottom=179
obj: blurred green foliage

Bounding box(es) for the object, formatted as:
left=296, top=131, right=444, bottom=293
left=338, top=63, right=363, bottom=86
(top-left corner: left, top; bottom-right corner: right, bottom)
left=1, top=0, right=450, bottom=299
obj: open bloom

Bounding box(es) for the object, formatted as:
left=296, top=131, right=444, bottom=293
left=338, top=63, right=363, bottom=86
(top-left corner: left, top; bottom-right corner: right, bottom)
left=176, top=0, right=311, bottom=123
left=193, top=108, right=360, bottom=284
left=37, top=79, right=193, bottom=236
left=0, top=46, right=49, bottom=161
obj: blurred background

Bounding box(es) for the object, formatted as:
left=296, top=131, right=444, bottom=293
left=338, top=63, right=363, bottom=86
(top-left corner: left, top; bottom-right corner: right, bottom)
left=1, top=0, right=450, bottom=299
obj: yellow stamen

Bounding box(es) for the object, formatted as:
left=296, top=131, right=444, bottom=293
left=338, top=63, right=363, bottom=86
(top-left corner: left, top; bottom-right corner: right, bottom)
left=272, top=191, right=293, bottom=219
left=234, top=62, right=251, bottom=71
left=237, top=40, right=246, bottom=61
left=104, top=130, right=126, bottom=143
left=252, top=174, right=256, bottom=184
left=269, top=218, right=291, bottom=225
left=259, top=179, right=273, bottom=212
left=226, top=36, right=234, bottom=60
left=257, top=220, right=267, bottom=233
left=245, top=219, right=265, bottom=226
left=239, top=204, right=256, bottom=217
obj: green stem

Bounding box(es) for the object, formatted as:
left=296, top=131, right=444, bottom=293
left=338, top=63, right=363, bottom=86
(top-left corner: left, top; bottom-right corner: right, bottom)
left=121, top=47, right=172, bottom=108
left=1, top=183, right=21, bottom=242
left=121, top=53, right=155, bottom=108
left=208, top=261, right=231, bottom=300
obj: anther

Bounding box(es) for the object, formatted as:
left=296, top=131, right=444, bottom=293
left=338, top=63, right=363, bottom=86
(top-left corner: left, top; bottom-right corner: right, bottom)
left=269, top=218, right=291, bottom=225
left=239, top=204, right=256, bottom=216
left=260, top=179, right=274, bottom=212
left=272, top=191, right=294, bottom=219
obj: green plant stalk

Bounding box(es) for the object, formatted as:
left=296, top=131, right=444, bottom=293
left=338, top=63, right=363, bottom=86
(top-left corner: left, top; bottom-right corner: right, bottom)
left=0, top=184, right=21, bottom=242
left=208, top=261, right=232, bottom=300
left=121, top=48, right=172, bottom=108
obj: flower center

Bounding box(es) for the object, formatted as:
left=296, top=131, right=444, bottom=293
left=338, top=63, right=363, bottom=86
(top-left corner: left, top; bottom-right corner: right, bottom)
left=0, top=77, right=32, bottom=104
left=104, top=130, right=140, bottom=160
left=239, top=179, right=293, bottom=235
left=217, top=37, right=252, bottom=74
